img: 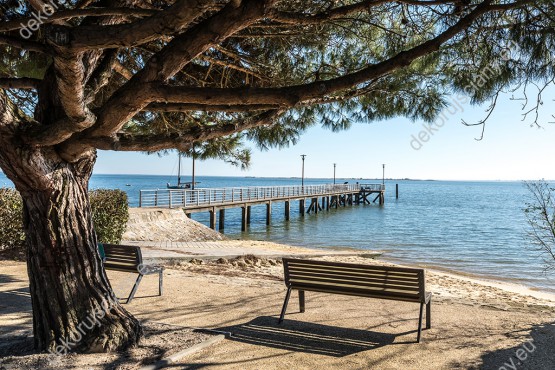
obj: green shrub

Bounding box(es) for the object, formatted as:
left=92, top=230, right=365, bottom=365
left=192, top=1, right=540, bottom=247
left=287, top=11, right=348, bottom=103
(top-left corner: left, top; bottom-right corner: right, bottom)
left=90, top=189, right=129, bottom=244
left=0, top=188, right=25, bottom=251
left=0, top=188, right=129, bottom=251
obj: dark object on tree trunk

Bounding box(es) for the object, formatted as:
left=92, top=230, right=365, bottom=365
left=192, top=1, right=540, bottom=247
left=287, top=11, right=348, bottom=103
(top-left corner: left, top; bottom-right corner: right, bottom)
left=101, top=243, right=164, bottom=304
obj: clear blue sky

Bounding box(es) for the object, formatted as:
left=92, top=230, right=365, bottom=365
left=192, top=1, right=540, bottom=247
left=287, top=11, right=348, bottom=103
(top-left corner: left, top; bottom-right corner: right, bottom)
left=95, top=91, right=555, bottom=181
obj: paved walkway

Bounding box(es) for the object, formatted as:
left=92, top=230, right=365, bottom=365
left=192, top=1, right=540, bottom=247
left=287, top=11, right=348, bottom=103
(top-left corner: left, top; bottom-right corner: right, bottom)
left=122, top=240, right=380, bottom=261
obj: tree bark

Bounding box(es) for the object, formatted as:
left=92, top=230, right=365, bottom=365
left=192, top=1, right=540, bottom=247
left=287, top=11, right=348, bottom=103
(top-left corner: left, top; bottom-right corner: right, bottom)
left=0, top=127, right=142, bottom=352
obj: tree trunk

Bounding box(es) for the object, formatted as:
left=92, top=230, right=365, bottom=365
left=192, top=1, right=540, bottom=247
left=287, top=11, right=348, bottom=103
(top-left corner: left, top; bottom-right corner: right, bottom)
left=0, top=143, right=142, bottom=353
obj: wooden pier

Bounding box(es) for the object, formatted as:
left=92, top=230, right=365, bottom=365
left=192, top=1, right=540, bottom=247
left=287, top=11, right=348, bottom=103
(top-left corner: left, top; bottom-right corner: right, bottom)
left=138, top=183, right=385, bottom=231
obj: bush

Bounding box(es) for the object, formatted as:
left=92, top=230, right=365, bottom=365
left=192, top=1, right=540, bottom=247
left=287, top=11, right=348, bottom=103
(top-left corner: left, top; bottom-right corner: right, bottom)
left=0, top=188, right=129, bottom=252
left=90, top=189, right=129, bottom=244
left=0, top=188, right=25, bottom=251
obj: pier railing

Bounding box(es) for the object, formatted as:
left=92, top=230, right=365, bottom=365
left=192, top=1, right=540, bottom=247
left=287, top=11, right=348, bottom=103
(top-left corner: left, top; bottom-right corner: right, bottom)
left=139, top=183, right=379, bottom=208
left=360, top=183, right=386, bottom=192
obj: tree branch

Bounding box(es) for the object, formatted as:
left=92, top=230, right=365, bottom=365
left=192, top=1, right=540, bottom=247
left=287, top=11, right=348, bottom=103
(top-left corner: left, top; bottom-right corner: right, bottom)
left=113, top=61, right=133, bottom=80
left=0, top=91, right=52, bottom=189
left=0, top=35, right=52, bottom=55
left=0, top=8, right=156, bottom=33
left=269, top=0, right=391, bottom=25
left=268, top=0, right=472, bottom=26
left=83, top=109, right=281, bottom=152
left=146, top=102, right=279, bottom=112
left=69, top=0, right=217, bottom=50
left=53, top=50, right=95, bottom=124
left=23, top=51, right=97, bottom=146
left=0, top=78, right=42, bottom=89
left=85, top=50, right=119, bottom=103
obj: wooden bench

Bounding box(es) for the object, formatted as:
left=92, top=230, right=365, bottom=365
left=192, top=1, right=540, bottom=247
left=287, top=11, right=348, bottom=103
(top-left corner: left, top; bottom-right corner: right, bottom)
left=100, top=244, right=164, bottom=304
left=279, top=258, right=432, bottom=342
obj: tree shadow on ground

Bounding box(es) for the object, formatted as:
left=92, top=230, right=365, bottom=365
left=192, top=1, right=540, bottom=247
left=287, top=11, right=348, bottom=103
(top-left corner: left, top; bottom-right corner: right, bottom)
left=0, top=322, right=214, bottom=369
left=0, top=281, right=34, bottom=359
left=453, top=321, right=555, bottom=370
left=0, top=273, right=24, bottom=284
left=216, top=316, right=406, bottom=357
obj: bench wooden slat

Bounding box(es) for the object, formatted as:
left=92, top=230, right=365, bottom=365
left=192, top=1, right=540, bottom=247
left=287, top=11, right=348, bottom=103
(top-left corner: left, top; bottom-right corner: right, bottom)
left=286, top=265, right=420, bottom=280
left=103, top=256, right=139, bottom=261
left=103, top=252, right=139, bottom=258
left=104, top=260, right=138, bottom=266
left=286, top=269, right=421, bottom=287
left=103, top=256, right=139, bottom=263
left=285, top=258, right=423, bottom=274
left=288, top=275, right=421, bottom=294
left=103, top=259, right=138, bottom=265
left=288, top=279, right=421, bottom=296
left=103, top=265, right=139, bottom=272
left=289, top=283, right=423, bottom=303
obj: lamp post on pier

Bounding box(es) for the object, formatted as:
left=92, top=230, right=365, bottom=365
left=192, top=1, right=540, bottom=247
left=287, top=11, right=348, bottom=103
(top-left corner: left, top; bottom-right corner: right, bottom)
left=333, top=163, right=336, bottom=184
left=191, top=149, right=196, bottom=190
left=301, top=154, right=306, bottom=188
left=382, top=164, right=385, bottom=188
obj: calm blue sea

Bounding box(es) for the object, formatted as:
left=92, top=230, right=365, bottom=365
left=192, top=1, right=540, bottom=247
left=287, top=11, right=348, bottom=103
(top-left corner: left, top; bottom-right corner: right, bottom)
left=1, top=173, right=553, bottom=292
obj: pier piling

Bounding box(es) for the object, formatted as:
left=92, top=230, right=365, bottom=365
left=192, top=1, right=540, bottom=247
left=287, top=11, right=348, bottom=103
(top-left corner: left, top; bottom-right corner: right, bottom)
left=266, top=202, right=272, bottom=225
left=219, top=209, right=225, bottom=230
left=241, top=206, right=247, bottom=231
left=285, top=200, right=290, bottom=221
left=209, top=208, right=216, bottom=230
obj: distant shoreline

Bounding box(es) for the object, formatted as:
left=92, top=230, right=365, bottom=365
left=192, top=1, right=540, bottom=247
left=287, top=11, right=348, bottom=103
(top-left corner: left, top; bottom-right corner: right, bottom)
left=90, top=174, right=551, bottom=182
left=1, top=172, right=552, bottom=182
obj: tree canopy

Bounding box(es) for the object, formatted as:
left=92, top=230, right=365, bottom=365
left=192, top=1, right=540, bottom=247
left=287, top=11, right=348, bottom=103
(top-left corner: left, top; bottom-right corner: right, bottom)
left=1, top=0, right=553, bottom=167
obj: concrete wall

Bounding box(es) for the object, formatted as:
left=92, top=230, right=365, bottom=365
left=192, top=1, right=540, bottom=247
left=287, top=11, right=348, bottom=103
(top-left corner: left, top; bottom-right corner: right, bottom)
left=123, top=208, right=226, bottom=242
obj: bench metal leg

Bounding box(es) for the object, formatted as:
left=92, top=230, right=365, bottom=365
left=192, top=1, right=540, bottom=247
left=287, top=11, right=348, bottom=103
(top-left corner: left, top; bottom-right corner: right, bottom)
left=417, top=302, right=424, bottom=343
left=278, top=287, right=292, bottom=324
left=126, top=274, right=143, bottom=304
left=159, top=271, right=163, bottom=296
left=426, top=300, right=431, bottom=329
left=299, top=290, right=305, bottom=313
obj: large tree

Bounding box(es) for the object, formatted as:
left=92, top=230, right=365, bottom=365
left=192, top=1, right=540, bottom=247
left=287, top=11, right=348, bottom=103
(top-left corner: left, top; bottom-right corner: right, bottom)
left=0, top=0, right=552, bottom=353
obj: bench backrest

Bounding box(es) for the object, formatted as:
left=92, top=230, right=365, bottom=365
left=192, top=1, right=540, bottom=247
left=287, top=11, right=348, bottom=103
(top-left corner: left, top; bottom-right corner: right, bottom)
left=102, top=244, right=143, bottom=272
left=282, top=258, right=426, bottom=303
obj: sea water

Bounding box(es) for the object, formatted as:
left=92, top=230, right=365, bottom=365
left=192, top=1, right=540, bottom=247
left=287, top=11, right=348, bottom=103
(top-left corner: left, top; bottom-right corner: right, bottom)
left=1, top=173, right=552, bottom=292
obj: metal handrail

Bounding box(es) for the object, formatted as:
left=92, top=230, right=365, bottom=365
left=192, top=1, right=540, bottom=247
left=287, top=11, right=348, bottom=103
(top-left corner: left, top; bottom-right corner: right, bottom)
left=138, top=183, right=383, bottom=208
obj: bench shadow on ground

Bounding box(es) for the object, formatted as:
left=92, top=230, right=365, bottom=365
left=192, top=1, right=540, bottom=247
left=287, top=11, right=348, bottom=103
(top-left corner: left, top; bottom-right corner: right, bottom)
left=216, top=315, right=407, bottom=357
left=452, top=321, right=555, bottom=370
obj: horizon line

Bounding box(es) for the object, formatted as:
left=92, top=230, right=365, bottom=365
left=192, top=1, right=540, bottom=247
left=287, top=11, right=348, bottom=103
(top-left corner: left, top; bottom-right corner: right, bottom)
left=89, top=173, right=552, bottom=182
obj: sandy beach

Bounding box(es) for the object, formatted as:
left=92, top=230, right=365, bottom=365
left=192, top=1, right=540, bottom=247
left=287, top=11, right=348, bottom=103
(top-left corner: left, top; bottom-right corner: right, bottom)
left=1, top=238, right=555, bottom=369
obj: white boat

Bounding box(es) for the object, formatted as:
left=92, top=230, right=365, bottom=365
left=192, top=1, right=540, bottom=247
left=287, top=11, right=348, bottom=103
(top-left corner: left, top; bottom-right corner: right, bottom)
left=167, top=153, right=199, bottom=189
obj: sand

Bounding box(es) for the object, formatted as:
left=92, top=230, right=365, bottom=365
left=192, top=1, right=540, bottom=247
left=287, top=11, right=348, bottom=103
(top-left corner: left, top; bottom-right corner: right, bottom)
left=1, top=241, right=555, bottom=369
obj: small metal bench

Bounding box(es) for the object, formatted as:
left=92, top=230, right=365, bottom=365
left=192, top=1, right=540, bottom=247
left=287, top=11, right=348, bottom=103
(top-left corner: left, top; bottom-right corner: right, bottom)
left=279, top=258, right=432, bottom=342
left=100, top=244, right=163, bottom=304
